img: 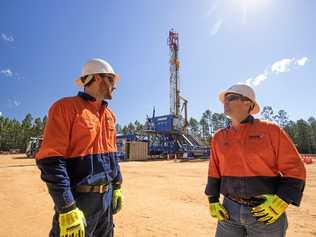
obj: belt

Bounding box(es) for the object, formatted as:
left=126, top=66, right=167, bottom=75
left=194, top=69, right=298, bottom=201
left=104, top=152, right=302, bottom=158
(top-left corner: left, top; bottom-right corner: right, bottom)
left=76, top=184, right=110, bottom=194
left=227, top=196, right=265, bottom=207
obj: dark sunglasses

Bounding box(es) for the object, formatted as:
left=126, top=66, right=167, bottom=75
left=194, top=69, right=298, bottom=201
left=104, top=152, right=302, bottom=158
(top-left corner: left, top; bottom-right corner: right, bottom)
left=225, top=93, right=252, bottom=102
left=224, top=94, right=243, bottom=102
left=99, top=73, right=115, bottom=81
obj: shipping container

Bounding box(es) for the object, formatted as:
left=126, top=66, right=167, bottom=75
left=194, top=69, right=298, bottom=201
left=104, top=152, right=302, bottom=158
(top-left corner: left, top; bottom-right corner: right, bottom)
left=126, top=141, right=148, bottom=161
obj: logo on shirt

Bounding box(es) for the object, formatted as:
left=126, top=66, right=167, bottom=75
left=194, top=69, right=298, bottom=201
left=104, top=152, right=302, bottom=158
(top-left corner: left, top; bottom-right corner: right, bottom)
left=248, top=134, right=264, bottom=140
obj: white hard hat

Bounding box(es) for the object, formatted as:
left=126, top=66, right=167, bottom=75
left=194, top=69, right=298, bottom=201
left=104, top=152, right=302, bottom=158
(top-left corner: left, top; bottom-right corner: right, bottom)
left=75, top=58, right=120, bottom=87
left=218, top=84, right=260, bottom=114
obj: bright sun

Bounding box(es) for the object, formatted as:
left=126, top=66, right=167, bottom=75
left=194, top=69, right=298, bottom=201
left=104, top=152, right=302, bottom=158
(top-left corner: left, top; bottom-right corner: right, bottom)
left=231, top=0, right=270, bottom=23
left=240, top=0, right=270, bottom=9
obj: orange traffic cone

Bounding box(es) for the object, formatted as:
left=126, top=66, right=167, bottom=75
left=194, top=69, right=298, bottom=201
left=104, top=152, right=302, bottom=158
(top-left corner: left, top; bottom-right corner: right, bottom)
left=305, top=156, right=313, bottom=164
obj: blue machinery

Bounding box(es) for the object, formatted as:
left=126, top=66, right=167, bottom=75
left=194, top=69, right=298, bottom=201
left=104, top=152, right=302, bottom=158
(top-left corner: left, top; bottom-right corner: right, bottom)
left=117, top=29, right=210, bottom=160
left=144, top=114, right=209, bottom=159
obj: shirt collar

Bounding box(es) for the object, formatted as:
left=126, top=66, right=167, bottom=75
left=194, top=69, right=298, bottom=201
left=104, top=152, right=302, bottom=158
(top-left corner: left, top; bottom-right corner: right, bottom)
left=77, top=91, right=108, bottom=107
left=240, top=115, right=254, bottom=124
left=225, top=114, right=254, bottom=130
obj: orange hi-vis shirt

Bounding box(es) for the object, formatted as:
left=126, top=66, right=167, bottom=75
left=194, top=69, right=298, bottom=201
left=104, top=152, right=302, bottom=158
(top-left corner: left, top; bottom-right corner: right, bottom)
left=36, top=92, right=122, bottom=211
left=37, top=93, right=117, bottom=159
left=205, top=116, right=306, bottom=206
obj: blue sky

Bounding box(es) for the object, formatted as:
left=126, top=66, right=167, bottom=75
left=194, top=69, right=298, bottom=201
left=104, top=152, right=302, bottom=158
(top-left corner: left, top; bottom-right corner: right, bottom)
left=0, top=0, right=315, bottom=125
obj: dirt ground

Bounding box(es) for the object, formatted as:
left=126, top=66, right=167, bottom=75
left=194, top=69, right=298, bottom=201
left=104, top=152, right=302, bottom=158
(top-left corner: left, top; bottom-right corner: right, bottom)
left=0, top=154, right=315, bottom=237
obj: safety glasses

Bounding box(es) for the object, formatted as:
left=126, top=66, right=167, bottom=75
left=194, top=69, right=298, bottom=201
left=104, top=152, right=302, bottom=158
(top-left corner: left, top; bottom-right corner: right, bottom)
left=224, top=93, right=243, bottom=102
left=98, top=74, right=117, bottom=87
left=225, top=93, right=252, bottom=102
left=99, top=73, right=115, bottom=81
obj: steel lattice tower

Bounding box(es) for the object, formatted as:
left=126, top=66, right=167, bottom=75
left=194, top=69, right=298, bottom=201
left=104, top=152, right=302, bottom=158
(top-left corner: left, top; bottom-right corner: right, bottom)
left=168, top=29, right=180, bottom=117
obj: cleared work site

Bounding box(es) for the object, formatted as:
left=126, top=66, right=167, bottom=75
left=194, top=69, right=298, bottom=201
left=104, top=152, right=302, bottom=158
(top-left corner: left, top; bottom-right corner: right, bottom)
left=0, top=154, right=315, bottom=237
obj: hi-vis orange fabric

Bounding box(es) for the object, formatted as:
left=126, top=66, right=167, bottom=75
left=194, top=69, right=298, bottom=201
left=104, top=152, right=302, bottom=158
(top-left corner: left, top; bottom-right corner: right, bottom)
left=36, top=94, right=117, bottom=160
left=205, top=116, right=306, bottom=206
left=36, top=92, right=122, bottom=211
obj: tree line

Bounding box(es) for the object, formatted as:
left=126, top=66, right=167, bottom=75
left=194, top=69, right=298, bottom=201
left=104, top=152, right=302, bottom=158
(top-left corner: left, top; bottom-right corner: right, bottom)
left=0, top=114, right=46, bottom=152
left=0, top=106, right=315, bottom=153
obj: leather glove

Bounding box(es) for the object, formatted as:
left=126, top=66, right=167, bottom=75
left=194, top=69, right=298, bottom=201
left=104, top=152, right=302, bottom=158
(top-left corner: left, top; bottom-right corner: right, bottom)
left=251, top=194, right=288, bottom=224
left=59, top=207, right=86, bottom=237
left=112, top=188, right=123, bottom=214
left=209, top=202, right=229, bottom=221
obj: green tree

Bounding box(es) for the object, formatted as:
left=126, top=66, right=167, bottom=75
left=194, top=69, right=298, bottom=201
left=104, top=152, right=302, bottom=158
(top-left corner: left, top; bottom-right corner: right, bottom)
left=32, top=117, right=44, bottom=137
left=261, top=106, right=274, bottom=121
left=10, top=119, right=22, bottom=149
left=284, top=120, right=297, bottom=144
left=200, top=110, right=213, bottom=138
left=273, top=110, right=289, bottom=127
left=42, top=115, right=48, bottom=128
left=296, top=119, right=312, bottom=153
left=116, top=123, right=122, bottom=134
left=134, top=120, right=144, bottom=134
left=189, top=117, right=200, bottom=138
left=200, top=116, right=209, bottom=141
left=308, top=117, right=316, bottom=153
left=0, top=117, right=12, bottom=150
left=126, top=122, right=136, bottom=134
left=211, top=113, right=229, bottom=132
left=21, top=113, right=33, bottom=150
left=121, top=125, right=129, bottom=135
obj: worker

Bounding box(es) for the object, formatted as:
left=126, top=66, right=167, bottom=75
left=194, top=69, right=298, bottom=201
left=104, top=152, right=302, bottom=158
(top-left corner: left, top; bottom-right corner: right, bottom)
left=36, top=58, right=123, bottom=237
left=205, top=84, right=306, bottom=237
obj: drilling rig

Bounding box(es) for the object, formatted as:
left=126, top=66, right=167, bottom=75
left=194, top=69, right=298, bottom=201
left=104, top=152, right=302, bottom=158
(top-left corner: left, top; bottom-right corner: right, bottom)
left=143, top=29, right=209, bottom=159
left=168, top=29, right=188, bottom=129
left=116, top=29, right=209, bottom=160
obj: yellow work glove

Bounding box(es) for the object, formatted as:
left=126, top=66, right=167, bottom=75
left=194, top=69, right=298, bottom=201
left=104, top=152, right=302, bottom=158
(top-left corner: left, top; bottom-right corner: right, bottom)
left=209, top=202, right=230, bottom=221
left=251, top=194, right=288, bottom=224
left=112, top=188, right=123, bottom=214
left=59, top=207, right=86, bottom=237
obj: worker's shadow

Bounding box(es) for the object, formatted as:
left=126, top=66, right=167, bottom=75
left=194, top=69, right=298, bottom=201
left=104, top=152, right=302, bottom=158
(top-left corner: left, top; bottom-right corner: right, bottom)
left=11, top=156, right=33, bottom=160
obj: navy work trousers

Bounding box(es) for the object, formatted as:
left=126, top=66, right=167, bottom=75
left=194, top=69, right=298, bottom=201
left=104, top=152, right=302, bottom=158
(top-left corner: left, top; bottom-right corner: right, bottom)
left=50, top=189, right=114, bottom=237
